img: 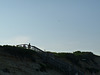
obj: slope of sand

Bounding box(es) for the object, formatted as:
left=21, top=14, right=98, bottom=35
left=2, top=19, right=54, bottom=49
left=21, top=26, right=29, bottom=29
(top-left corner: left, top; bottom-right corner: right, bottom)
left=0, top=53, right=63, bottom=75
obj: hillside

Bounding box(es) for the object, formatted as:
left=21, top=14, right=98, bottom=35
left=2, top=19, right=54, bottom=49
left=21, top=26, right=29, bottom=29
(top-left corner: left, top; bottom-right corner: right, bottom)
left=0, top=45, right=99, bottom=75
left=54, top=51, right=100, bottom=75
left=0, top=45, right=63, bottom=75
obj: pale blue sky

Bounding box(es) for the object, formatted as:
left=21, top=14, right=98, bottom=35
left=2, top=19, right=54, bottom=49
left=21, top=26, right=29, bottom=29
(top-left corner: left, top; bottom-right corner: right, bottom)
left=0, top=0, right=100, bottom=55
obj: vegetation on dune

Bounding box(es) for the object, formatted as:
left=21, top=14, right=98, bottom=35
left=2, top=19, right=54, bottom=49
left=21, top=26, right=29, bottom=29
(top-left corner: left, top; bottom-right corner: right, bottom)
left=0, top=45, right=98, bottom=64
left=53, top=51, right=100, bottom=73
left=0, top=45, right=99, bottom=74
left=85, top=67, right=99, bottom=73
left=0, top=45, right=36, bottom=62
left=54, top=51, right=97, bottom=66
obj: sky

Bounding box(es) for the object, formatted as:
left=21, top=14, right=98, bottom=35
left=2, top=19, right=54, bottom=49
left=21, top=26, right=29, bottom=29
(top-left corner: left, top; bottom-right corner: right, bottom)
left=0, top=0, right=100, bottom=55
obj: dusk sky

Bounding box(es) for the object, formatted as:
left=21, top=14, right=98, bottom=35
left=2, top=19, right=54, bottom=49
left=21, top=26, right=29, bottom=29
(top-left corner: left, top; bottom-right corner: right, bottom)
left=0, top=0, right=100, bottom=55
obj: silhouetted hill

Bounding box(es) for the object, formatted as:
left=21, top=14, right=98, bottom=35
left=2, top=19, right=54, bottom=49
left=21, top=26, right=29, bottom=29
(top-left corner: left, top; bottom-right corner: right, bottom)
left=54, top=51, right=100, bottom=74
left=0, top=45, right=63, bottom=75
left=0, top=45, right=99, bottom=75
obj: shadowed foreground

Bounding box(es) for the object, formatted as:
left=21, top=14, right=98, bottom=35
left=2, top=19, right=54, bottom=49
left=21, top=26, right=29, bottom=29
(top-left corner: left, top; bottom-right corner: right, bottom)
left=0, top=45, right=99, bottom=75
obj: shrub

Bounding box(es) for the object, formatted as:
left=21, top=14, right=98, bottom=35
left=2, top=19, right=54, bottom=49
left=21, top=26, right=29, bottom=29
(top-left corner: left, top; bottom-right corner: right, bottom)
left=86, top=67, right=99, bottom=73
left=2, top=68, right=10, bottom=73
left=39, top=63, right=46, bottom=72
left=0, top=45, right=37, bottom=62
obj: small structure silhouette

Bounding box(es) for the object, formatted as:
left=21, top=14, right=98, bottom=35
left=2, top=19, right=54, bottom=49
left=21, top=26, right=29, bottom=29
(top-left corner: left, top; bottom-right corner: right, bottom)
left=23, top=44, right=26, bottom=49
left=28, top=43, right=31, bottom=49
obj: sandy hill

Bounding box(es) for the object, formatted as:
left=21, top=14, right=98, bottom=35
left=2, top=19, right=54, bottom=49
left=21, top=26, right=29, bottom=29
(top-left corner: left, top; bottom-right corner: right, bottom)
left=0, top=45, right=99, bottom=75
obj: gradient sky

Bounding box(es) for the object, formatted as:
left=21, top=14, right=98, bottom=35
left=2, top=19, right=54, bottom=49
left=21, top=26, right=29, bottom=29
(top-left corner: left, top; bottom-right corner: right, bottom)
left=0, top=0, right=100, bottom=55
